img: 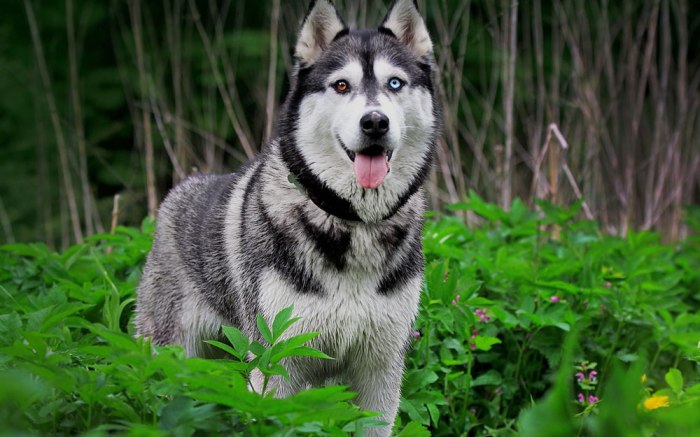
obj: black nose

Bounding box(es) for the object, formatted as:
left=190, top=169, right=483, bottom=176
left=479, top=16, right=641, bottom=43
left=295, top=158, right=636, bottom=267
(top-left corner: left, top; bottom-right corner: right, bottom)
left=360, top=111, right=390, bottom=138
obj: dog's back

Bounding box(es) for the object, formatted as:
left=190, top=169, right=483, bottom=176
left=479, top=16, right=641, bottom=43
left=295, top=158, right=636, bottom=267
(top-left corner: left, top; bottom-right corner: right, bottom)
left=135, top=173, right=237, bottom=354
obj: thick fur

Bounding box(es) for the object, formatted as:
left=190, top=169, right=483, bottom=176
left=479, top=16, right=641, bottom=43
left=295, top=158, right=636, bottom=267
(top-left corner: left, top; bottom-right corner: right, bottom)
left=135, top=1, right=440, bottom=435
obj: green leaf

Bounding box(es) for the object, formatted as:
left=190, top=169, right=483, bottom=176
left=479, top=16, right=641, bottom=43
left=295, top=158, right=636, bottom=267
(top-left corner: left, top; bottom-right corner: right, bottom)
left=400, top=398, right=429, bottom=425
left=0, top=312, right=22, bottom=347
left=517, top=329, right=578, bottom=437
left=472, top=370, right=503, bottom=387
left=205, top=340, right=238, bottom=359
left=221, top=325, right=249, bottom=359
left=277, top=332, right=319, bottom=351
left=266, top=363, right=289, bottom=380
left=473, top=335, right=502, bottom=351
left=554, top=322, right=570, bottom=332
left=666, top=368, right=684, bottom=394
left=271, top=306, right=298, bottom=342
left=256, top=314, right=273, bottom=344
left=249, top=341, right=267, bottom=357
left=404, top=369, right=439, bottom=392
left=396, top=421, right=431, bottom=437
left=280, top=346, right=333, bottom=360
left=257, top=349, right=272, bottom=372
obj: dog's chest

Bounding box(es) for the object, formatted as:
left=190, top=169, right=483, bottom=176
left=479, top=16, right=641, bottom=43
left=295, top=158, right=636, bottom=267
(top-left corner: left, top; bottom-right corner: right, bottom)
left=257, top=226, right=419, bottom=360
left=259, top=269, right=417, bottom=361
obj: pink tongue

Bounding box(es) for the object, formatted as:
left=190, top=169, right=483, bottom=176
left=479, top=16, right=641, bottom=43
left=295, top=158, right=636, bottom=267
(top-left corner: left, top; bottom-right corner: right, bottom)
left=353, top=154, right=389, bottom=189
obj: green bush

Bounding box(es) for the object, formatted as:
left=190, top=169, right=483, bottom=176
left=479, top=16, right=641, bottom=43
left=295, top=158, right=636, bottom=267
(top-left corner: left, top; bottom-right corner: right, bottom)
left=1, top=197, right=698, bottom=436
left=403, top=194, right=700, bottom=435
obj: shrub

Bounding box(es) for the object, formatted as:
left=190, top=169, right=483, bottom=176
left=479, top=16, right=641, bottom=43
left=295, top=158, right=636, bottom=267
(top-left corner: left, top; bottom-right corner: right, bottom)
left=1, top=198, right=699, bottom=436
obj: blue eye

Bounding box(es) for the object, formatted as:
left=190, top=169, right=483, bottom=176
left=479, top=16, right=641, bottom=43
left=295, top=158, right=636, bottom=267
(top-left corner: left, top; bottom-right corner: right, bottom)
left=388, top=77, right=404, bottom=91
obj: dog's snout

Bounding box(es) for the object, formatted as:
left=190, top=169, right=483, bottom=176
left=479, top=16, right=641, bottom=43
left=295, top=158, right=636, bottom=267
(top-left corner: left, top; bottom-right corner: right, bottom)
left=360, top=111, right=390, bottom=138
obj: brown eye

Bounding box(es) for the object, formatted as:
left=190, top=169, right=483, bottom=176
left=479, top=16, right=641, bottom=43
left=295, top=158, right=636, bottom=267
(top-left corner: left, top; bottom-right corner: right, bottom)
left=332, top=80, right=350, bottom=94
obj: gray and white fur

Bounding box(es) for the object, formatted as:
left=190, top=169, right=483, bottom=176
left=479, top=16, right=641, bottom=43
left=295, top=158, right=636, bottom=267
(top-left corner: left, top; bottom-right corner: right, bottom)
left=135, top=1, right=440, bottom=434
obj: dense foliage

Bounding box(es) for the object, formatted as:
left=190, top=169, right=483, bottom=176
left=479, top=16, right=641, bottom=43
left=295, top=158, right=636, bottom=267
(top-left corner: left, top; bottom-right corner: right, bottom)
left=1, top=199, right=699, bottom=435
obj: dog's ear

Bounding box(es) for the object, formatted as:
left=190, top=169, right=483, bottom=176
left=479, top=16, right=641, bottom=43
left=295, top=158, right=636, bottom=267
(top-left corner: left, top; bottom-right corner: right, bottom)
left=379, top=0, right=433, bottom=57
left=295, top=0, right=348, bottom=66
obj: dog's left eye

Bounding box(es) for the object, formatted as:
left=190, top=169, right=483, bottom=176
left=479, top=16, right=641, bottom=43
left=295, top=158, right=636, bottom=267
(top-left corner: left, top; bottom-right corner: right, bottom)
left=388, top=77, right=404, bottom=91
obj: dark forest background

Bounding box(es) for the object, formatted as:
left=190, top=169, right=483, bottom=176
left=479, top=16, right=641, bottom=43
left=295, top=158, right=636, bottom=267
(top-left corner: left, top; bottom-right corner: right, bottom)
left=1, top=0, right=699, bottom=248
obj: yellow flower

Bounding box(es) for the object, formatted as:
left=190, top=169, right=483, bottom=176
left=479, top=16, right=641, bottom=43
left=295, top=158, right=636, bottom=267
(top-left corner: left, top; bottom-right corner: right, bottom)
left=641, top=374, right=647, bottom=384
left=644, top=395, right=670, bottom=410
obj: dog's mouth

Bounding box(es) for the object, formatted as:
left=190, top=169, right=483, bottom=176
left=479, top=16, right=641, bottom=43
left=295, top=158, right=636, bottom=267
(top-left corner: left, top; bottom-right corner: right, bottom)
left=338, top=138, right=393, bottom=189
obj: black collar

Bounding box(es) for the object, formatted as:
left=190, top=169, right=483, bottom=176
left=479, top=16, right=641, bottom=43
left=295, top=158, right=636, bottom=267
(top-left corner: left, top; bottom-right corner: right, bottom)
left=288, top=173, right=363, bottom=222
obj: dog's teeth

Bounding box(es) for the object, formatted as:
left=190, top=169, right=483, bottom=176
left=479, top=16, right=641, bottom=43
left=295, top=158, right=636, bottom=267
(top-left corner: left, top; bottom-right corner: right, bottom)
left=385, top=150, right=394, bottom=161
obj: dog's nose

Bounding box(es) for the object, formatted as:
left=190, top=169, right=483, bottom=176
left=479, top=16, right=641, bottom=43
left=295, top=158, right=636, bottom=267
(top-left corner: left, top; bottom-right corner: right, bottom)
left=360, top=111, right=390, bottom=139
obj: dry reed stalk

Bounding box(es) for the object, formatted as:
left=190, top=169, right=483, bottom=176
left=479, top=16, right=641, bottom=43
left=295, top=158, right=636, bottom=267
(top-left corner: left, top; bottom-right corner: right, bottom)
left=533, top=124, right=594, bottom=221
left=643, top=0, right=671, bottom=229
left=91, top=201, right=105, bottom=235
left=530, top=126, right=551, bottom=200
left=24, top=0, right=83, bottom=244
left=59, top=186, right=69, bottom=249
left=189, top=0, right=255, bottom=159
left=106, top=194, right=121, bottom=255
left=501, top=0, right=518, bottom=210
left=529, top=0, right=545, bottom=174
left=211, top=0, right=256, bottom=150
left=165, top=0, right=188, bottom=184
left=548, top=128, right=560, bottom=207
left=494, top=144, right=504, bottom=199
left=151, top=94, right=186, bottom=180
left=110, top=194, right=121, bottom=234
left=432, top=0, right=470, bottom=202
left=436, top=138, right=460, bottom=204
left=66, top=0, right=95, bottom=236
left=176, top=117, right=248, bottom=164
left=550, top=126, right=593, bottom=220
left=127, top=0, right=158, bottom=218
left=33, top=90, right=54, bottom=247
left=0, top=196, right=15, bottom=244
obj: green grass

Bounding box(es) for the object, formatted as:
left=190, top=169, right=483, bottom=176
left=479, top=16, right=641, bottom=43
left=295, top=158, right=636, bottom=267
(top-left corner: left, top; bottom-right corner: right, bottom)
left=1, top=195, right=699, bottom=436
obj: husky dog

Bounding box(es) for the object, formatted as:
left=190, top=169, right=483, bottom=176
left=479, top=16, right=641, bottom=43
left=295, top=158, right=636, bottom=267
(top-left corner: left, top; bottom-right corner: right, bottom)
left=135, top=0, right=439, bottom=434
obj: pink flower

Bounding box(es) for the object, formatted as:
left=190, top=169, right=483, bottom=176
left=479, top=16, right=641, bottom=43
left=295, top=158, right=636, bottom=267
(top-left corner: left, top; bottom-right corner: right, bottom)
left=470, top=329, right=478, bottom=351
left=576, top=372, right=586, bottom=383
left=589, top=371, right=597, bottom=381
left=474, top=309, right=491, bottom=323
left=411, top=330, right=421, bottom=338
left=588, top=395, right=599, bottom=404
left=451, top=294, right=461, bottom=305
left=550, top=296, right=560, bottom=303
left=577, top=393, right=585, bottom=403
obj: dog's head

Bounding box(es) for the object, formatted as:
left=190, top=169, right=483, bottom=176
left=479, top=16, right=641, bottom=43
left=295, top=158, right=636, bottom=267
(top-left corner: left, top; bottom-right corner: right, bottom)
left=279, top=0, right=440, bottom=223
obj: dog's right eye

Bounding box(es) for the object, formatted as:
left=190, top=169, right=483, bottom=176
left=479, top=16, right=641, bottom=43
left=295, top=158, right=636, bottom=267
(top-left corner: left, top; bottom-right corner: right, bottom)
left=332, top=80, right=351, bottom=94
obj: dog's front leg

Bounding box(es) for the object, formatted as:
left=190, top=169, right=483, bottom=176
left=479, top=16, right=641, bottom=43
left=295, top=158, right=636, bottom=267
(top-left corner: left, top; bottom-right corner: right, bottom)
left=348, top=354, right=405, bottom=437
